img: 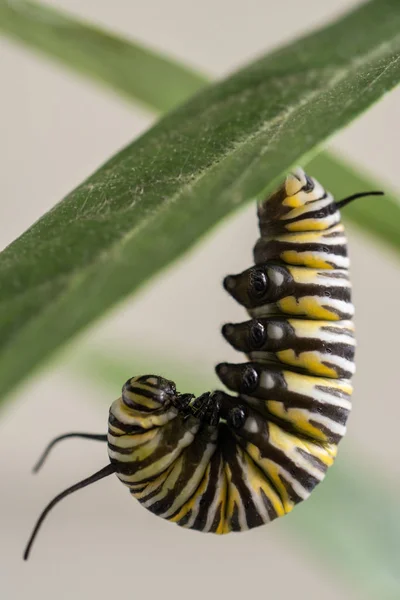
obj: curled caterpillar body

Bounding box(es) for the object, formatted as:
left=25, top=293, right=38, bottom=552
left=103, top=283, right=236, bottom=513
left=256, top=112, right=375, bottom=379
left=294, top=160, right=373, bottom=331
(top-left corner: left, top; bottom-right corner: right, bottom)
left=108, top=169, right=354, bottom=532
left=108, top=374, right=338, bottom=532
left=24, top=169, right=383, bottom=559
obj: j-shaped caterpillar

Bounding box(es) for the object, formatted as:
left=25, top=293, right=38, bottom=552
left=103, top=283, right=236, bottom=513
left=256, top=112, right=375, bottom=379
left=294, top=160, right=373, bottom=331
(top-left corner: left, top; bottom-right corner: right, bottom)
left=23, top=169, right=383, bottom=559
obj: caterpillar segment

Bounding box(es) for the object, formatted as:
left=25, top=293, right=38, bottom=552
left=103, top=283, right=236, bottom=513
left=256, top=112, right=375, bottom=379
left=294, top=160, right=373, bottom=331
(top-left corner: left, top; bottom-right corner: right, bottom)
left=223, top=264, right=353, bottom=321
left=24, top=169, right=382, bottom=559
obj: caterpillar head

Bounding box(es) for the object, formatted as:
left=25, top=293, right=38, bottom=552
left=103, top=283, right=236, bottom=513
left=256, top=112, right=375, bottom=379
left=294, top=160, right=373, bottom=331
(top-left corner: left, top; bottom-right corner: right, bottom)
left=258, top=167, right=339, bottom=234
left=121, top=374, right=177, bottom=412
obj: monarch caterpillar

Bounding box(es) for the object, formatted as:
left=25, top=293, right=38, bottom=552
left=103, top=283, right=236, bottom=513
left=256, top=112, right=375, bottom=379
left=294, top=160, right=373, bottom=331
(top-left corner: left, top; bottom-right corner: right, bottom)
left=23, top=169, right=383, bottom=560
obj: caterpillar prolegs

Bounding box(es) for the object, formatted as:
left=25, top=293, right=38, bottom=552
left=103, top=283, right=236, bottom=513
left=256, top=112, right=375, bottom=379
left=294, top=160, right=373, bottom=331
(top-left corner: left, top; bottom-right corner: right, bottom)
left=24, top=169, right=383, bottom=559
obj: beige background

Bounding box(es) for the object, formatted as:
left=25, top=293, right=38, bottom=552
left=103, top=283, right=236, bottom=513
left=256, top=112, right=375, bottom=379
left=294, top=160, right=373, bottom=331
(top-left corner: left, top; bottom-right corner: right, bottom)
left=0, top=1, right=399, bottom=599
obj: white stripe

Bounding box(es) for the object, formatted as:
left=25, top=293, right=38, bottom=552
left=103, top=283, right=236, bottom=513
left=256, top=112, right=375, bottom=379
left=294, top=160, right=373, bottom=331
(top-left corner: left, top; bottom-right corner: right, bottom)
left=324, top=298, right=355, bottom=316
left=323, top=353, right=356, bottom=374
left=304, top=410, right=347, bottom=436
left=316, top=331, right=355, bottom=346
left=204, top=469, right=225, bottom=532
left=276, top=466, right=310, bottom=500
left=141, top=459, right=183, bottom=508
left=293, top=448, right=326, bottom=481
left=311, top=387, right=352, bottom=409
left=315, top=274, right=351, bottom=288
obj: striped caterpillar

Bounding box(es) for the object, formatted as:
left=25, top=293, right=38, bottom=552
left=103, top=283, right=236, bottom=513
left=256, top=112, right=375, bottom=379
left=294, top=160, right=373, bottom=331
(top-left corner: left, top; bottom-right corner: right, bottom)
left=23, top=168, right=382, bottom=559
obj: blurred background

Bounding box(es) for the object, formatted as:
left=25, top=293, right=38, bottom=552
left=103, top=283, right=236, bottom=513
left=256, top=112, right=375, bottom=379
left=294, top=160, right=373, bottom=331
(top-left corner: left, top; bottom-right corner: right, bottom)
left=1, top=0, right=400, bottom=599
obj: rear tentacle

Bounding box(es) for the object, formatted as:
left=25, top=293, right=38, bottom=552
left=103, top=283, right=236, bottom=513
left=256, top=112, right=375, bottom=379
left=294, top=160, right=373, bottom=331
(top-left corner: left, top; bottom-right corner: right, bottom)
left=33, top=433, right=108, bottom=473
left=24, top=463, right=115, bottom=560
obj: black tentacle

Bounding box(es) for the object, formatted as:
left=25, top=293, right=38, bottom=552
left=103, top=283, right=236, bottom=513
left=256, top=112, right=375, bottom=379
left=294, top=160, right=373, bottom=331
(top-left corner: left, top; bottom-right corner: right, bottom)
left=24, top=463, right=115, bottom=560
left=33, top=433, right=108, bottom=473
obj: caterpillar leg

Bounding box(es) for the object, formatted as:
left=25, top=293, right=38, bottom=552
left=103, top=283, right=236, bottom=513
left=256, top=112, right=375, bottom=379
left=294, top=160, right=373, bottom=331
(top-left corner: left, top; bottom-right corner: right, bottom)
left=33, top=433, right=108, bottom=473
left=216, top=361, right=350, bottom=444
left=189, top=391, right=222, bottom=425
left=222, top=317, right=355, bottom=379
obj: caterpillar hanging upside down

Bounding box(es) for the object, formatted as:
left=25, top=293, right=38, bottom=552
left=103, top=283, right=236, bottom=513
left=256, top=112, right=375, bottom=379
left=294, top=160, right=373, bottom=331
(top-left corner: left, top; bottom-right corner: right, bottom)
left=23, top=169, right=383, bottom=559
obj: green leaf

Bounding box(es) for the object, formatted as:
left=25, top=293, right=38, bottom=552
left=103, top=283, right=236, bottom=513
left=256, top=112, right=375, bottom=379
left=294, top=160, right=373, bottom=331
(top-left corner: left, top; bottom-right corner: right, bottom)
left=1, top=0, right=400, bottom=403
left=71, top=347, right=400, bottom=599
left=1, top=3, right=399, bottom=251
left=0, top=0, right=207, bottom=112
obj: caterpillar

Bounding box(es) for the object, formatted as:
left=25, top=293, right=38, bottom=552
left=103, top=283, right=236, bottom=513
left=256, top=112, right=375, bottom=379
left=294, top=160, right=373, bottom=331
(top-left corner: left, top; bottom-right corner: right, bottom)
left=23, top=168, right=382, bottom=560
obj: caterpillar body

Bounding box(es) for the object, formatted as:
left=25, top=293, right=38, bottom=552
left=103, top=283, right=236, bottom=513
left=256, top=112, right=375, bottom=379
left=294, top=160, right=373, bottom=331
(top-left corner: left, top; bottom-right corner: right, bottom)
left=24, top=169, right=381, bottom=559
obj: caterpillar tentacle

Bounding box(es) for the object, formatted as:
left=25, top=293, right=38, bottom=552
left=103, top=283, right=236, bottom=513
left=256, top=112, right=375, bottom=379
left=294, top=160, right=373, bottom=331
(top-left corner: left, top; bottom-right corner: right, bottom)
left=32, top=433, right=108, bottom=474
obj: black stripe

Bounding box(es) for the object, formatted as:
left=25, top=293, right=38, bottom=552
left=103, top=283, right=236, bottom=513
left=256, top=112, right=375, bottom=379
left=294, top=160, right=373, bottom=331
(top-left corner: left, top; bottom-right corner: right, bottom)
left=321, top=324, right=354, bottom=334
left=303, top=192, right=328, bottom=205
left=260, top=488, right=278, bottom=520
left=176, top=510, right=193, bottom=527
left=230, top=504, right=242, bottom=531
left=296, top=448, right=328, bottom=473
left=108, top=412, right=147, bottom=434
left=239, top=447, right=280, bottom=521
left=316, top=383, right=351, bottom=399
left=278, top=474, right=304, bottom=504
left=209, top=502, right=223, bottom=532
left=318, top=271, right=350, bottom=279
left=127, top=386, right=161, bottom=401
left=283, top=202, right=339, bottom=226
left=190, top=450, right=224, bottom=531
left=309, top=419, right=343, bottom=442
left=107, top=442, right=139, bottom=455
left=136, top=473, right=170, bottom=505
left=146, top=428, right=217, bottom=517
left=222, top=428, right=265, bottom=529
left=256, top=237, right=348, bottom=257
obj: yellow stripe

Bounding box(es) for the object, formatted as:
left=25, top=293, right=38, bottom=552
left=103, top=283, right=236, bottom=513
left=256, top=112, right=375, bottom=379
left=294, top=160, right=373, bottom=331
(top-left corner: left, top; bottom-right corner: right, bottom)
left=278, top=296, right=341, bottom=320
left=286, top=217, right=336, bottom=232
left=277, top=349, right=338, bottom=378
left=266, top=401, right=328, bottom=442
left=241, top=451, right=285, bottom=518
left=281, top=251, right=335, bottom=269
